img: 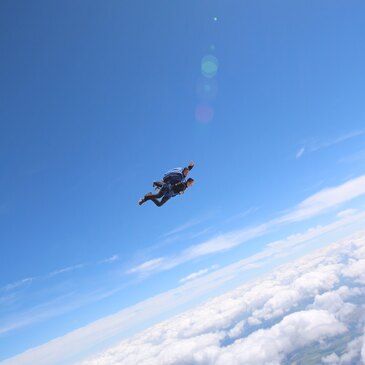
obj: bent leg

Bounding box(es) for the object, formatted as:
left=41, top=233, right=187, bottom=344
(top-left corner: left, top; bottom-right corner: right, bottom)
left=144, top=189, right=165, bottom=201
left=151, top=196, right=170, bottom=207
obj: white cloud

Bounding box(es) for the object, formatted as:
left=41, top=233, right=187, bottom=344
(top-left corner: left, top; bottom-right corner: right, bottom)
left=92, top=310, right=344, bottom=365
left=212, top=310, right=346, bottom=365
left=322, top=335, right=364, bottom=364
left=298, top=129, right=365, bottom=158
left=315, top=130, right=365, bottom=150
left=162, top=217, right=209, bottom=238
left=1, top=254, right=118, bottom=294
left=296, top=147, right=305, bottom=159
left=129, top=206, right=365, bottom=277
left=0, top=293, right=17, bottom=306
left=342, top=259, right=365, bottom=284
left=337, top=209, right=358, bottom=218
left=48, top=264, right=85, bottom=277
left=227, top=320, right=245, bottom=339
left=0, top=286, right=127, bottom=337
left=339, top=148, right=365, bottom=164
left=179, top=265, right=219, bottom=284
left=223, top=207, right=259, bottom=224
left=311, top=289, right=358, bottom=324
left=340, top=336, right=364, bottom=364
left=11, top=214, right=350, bottom=339
left=100, top=255, right=120, bottom=264
left=127, top=257, right=166, bottom=274
left=77, top=233, right=364, bottom=365
left=183, top=224, right=270, bottom=259
left=0, top=293, right=77, bottom=336
left=322, top=352, right=340, bottom=364
left=76, top=309, right=347, bottom=365
left=4, top=230, right=365, bottom=365
left=276, top=174, right=365, bottom=224
left=0, top=277, right=34, bottom=292
left=129, top=176, right=365, bottom=276
left=266, top=215, right=359, bottom=251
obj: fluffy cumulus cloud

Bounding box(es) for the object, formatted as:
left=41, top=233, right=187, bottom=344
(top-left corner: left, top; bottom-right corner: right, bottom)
left=79, top=233, right=365, bottom=365
left=322, top=335, right=365, bottom=364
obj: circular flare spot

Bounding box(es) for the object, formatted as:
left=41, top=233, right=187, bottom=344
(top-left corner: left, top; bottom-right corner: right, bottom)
left=195, top=104, right=214, bottom=123
left=201, top=55, right=218, bottom=79
left=196, top=78, right=218, bottom=100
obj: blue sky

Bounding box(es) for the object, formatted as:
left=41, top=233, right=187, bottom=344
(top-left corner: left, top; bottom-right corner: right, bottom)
left=1, top=0, right=365, bottom=363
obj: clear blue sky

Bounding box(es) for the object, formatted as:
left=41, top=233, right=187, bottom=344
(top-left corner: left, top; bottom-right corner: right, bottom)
left=1, top=0, right=365, bottom=363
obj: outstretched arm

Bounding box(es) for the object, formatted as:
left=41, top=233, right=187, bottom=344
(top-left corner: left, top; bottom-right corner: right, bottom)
left=188, top=161, right=194, bottom=171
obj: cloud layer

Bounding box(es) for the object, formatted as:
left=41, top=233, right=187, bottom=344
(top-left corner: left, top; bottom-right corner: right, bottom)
left=78, top=233, right=365, bottom=365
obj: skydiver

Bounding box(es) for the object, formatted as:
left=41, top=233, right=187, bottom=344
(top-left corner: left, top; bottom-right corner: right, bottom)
left=152, top=161, right=194, bottom=190
left=138, top=178, right=195, bottom=207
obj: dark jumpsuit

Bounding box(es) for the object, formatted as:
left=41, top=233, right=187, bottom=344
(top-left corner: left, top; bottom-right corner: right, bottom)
left=143, top=182, right=186, bottom=207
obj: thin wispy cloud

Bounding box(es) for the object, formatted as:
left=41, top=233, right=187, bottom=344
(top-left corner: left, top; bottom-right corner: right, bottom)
left=179, top=265, right=219, bottom=284
left=127, top=206, right=365, bottom=279
left=151, top=226, right=214, bottom=253
left=140, top=216, right=214, bottom=255
left=180, top=211, right=365, bottom=282
left=127, top=257, right=165, bottom=275
left=0, top=256, right=129, bottom=338
left=1, top=265, right=87, bottom=293
left=336, top=208, right=358, bottom=218
left=276, top=174, right=365, bottom=224
left=187, top=226, right=214, bottom=240
left=267, top=212, right=364, bottom=251
left=0, top=293, right=17, bottom=306
left=339, top=148, right=365, bottom=164
left=129, top=175, right=365, bottom=276
left=296, top=129, right=365, bottom=159
left=0, top=284, right=131, bottom=337
left=100, top=255, right=120, bottom=264
left=161, top=215, right=211, bottom=238
left=182, top=223, right=270, bottom=260
left=48, top=264, right=85, bottom=277
left=296, top=147, right=305, bottom=159
left=129, top=224, right=271, bottom=276
left=312, top=129, right=365, bottom=150
left=1, top=253, right=120, bottom=294
left=223, top=207, right=259, bottom=224
left=0, top=277, right=34, bottom=292
left=0, top=293, right=75, bottom=336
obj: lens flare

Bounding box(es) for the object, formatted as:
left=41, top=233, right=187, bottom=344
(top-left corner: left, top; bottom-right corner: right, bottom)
left=196, top=78, right=218, bottom=100
left=195, top=104, right=214, bottom=123
left=201, top=55, right=218, bottom=79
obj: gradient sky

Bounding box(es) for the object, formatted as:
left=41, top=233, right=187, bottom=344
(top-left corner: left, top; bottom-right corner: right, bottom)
left=1, top=0, right=365, bottom=363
